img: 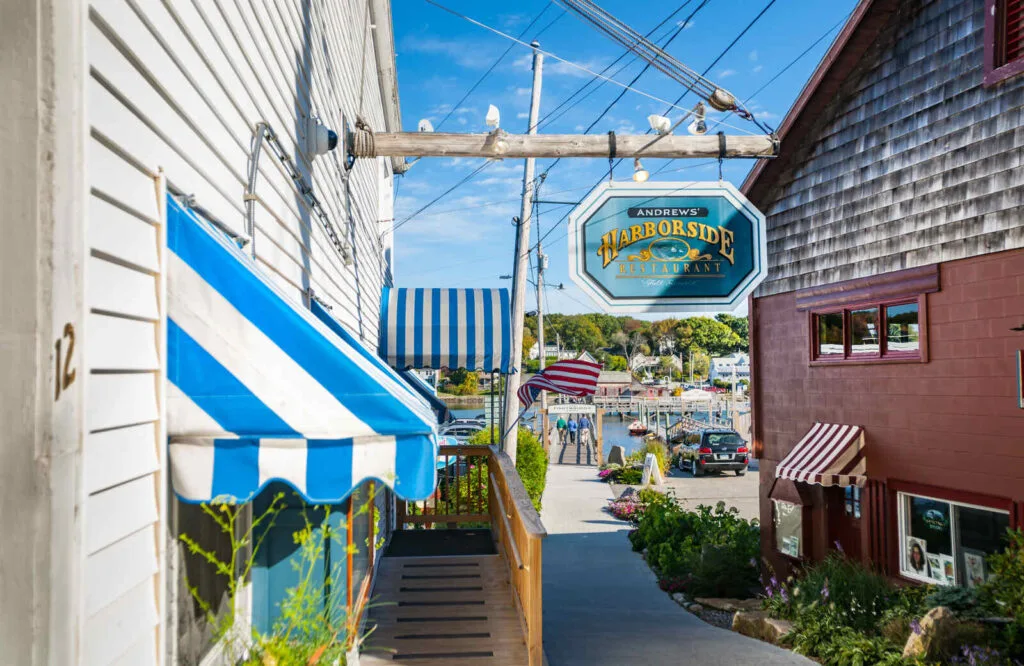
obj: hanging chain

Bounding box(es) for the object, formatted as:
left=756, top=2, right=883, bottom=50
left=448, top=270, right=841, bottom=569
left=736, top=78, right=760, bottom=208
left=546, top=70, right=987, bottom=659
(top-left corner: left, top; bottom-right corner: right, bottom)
left=256, top=124, right=352, bottom=265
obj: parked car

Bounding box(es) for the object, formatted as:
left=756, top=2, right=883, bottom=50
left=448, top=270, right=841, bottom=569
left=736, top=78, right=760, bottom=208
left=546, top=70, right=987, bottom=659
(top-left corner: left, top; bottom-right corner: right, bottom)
left=438, top=422, right=486, bottom=443
left=674, top=428, right=749, bottom=477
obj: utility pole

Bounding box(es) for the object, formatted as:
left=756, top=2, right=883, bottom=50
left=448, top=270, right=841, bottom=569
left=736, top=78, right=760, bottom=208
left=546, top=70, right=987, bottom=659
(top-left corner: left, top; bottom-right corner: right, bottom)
left=503, top=41, right=543, bottom=463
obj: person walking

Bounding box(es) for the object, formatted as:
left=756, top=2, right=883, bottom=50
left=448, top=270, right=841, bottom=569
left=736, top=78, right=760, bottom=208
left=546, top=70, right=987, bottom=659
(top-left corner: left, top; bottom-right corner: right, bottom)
left=579, top=414, right=592, bottom=448
left=556, top=416, right=567, bottom=445
left=567, top=416, right=578, bottom=446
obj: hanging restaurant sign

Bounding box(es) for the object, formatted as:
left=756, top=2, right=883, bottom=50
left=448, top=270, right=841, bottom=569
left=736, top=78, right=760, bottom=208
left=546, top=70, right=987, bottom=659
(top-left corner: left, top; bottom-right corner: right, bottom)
left=567, top=181, right=767, bottom=313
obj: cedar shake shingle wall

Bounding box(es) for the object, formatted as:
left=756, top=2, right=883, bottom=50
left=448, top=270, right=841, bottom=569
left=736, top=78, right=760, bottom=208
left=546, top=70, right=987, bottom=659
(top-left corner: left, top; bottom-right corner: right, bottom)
left=753, top=0, right=1024, bottom=297
left=755, top=250, right=1024, bottom=500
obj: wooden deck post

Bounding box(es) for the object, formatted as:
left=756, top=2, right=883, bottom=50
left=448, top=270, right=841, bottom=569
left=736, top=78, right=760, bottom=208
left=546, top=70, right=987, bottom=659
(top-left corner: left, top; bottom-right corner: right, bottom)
left=542, top=409, right=550, bottom=453
left=596, top=408, right=605, bottom=467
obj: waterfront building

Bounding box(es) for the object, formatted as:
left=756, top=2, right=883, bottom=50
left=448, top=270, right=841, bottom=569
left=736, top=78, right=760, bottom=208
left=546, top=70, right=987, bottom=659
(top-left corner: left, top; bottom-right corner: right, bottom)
left=746, top=0, right=1024, bottom=583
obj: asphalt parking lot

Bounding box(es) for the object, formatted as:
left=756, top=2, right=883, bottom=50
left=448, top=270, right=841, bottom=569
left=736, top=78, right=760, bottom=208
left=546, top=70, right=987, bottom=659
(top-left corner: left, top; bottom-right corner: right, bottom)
left=626, top=458, right=761, bottom=521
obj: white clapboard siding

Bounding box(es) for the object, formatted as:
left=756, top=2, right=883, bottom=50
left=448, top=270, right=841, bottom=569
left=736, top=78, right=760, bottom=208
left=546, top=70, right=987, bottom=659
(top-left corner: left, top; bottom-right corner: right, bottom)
left=85, top=475, right=159, bottom=556
left=110, top=630, right=157, bottom=666
left=89, top=194, right=159, bottom=272
left=82, top=579, right=158, bottom=666
left=85, top=525, right=158, bottom=616
left=87, top=257, right=160, bottom=321
left=86, top=313, right=159, bottom=371
left=86, top=373, right=159, bottom=433
left=84, top=422, right=159, bottom=495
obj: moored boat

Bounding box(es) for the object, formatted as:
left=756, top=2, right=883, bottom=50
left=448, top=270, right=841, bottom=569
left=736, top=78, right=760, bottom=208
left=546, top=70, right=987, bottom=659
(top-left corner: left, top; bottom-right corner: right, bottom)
left=627, top=419, right=648, bottom=436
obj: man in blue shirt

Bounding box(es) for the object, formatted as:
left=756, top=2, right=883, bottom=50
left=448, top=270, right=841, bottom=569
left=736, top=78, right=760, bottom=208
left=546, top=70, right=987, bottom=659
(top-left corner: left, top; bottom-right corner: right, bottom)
left=578, top=414, right=592, bottom=448
left=567, top=417, right=578, bottom=445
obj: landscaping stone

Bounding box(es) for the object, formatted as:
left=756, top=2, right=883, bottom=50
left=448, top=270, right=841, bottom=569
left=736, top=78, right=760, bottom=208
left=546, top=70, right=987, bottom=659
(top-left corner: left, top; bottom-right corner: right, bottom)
left=607, top=445, right=627, bottom=466
left=764, top=618, right=794, bottom=644
left=618, top=486, right=639, bottom=500
left=687, top=603, right=704, bottom=614
left=732, top=610, right=792, bottom=644
left=903, top=606, right=957, bottom=660
left=695, top=597, right=763, bottom=613
left=671, top=593, right=688, bottom=605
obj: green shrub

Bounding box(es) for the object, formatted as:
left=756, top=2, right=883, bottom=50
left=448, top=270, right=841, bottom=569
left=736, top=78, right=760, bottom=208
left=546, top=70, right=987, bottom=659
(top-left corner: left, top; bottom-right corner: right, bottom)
left=629, top=495, right=759, bottom=598
left=626, top=438, right=670, bottom=474
left=985, top=528, right=1024, bottom=649
left=791, top=554, right=895, bottom=632
left=515, top=427, right=548, bottom=512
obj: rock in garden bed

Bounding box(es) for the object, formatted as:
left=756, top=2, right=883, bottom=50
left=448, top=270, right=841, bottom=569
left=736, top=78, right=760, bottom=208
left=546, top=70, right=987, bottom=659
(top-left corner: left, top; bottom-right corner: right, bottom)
left=732, top=610, right=793, bottom=645
left=694, top=597, right=762, bottom=613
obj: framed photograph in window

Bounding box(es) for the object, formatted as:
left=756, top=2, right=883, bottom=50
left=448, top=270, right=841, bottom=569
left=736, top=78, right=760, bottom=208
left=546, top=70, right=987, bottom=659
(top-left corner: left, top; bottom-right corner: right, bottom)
left=963, top=549, right=987, bottom=589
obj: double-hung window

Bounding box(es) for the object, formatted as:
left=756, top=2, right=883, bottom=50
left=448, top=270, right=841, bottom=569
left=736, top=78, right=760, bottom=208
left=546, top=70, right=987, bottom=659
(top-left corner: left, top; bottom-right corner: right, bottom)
left=812, top=299, right=923, bottom=362
left=897, top=492, right=1010, bottom=587
left=985, top=0, right=1024, bottom=85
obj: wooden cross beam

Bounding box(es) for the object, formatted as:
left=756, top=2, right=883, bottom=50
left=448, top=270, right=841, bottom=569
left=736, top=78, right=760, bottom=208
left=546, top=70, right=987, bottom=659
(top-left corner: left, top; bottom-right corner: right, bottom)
left=347, top=128, right=778, bottom=160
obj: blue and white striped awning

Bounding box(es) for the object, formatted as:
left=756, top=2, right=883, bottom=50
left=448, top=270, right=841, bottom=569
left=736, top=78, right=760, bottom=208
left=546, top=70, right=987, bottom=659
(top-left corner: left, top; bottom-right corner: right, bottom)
left=380, top=288, right=514, bottom=373
left=166, top=196, right=438, bottom=504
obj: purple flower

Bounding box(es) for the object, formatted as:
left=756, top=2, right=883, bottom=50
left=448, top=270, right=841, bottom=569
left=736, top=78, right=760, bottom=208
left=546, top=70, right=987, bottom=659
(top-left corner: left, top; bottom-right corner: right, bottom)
left=765, top=586, right=774, bottom=598
left=834, top=539, right=844, bottom=554
left=821, top=582, right=830, bottom=601
left=779, top=587, right=789, bottom=603
left=749, top=557, right=757, bottom=568
left=769, top=576, right=778, bottom=588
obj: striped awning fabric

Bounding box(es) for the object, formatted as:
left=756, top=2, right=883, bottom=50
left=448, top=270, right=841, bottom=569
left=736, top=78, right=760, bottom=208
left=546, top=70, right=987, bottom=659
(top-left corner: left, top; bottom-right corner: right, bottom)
left=776, top=423, right=866, bottom=488
left=380, top=287, right=513, bottom=373
left=166, top=196, right=438, bottom=504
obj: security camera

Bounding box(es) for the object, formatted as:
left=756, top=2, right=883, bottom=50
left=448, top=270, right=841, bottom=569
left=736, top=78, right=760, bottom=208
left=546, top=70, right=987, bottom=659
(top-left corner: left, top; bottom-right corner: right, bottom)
left=418, top=119, right=434, bottom=133
left=305, top=117, right=338, bottom=156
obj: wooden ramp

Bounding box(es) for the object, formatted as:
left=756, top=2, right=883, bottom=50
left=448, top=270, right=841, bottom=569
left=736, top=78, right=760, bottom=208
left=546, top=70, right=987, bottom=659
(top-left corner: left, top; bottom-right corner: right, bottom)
left=361, top=554, right=528, bottom=665
left=551, top=438, right=598, bottom=466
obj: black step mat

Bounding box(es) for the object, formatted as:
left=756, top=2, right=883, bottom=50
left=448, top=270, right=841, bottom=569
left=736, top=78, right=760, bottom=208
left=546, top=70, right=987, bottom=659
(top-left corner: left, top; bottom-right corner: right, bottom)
left=385, top=529, right=496, bottom=557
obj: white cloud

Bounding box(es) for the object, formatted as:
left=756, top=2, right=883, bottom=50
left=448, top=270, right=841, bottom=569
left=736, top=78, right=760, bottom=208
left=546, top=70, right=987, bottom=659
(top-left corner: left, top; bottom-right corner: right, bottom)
left=400, top=35, right=497, bottom=69
left=718, top=69, right=737, bottom=78
left=677, top=19, right=696, bottom=30
left=545, top=58, right=609, bottom=78
left=749, top=50, right=759, bottom=62
left=458, top=117, right=467, bottom=125
left=515, top=87, right=531, bottom=96
left=517, top=112, right=529, bottom=119
left=752, top=65, right=764, bottom=74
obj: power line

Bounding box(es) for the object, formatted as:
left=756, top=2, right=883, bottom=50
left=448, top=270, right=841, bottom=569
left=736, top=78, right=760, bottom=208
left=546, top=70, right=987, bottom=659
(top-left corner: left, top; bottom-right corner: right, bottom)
left=536, top=1, right=697, bottom=131
left=422, top=0, right=703, bottom=114
left=531, top=0, right=779, bottom=252
left=538, top=0, right=711, bottom=180
left=435, top=3, right=556, bottom=131
left=394, top=161, right=491, bottom=230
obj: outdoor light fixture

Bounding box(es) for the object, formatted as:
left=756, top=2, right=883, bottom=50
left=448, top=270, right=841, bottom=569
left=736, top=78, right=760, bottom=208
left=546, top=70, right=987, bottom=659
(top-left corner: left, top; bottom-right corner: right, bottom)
left=417, top=118, right=434, bottom=133
left=633, top=158, right=650, bottom=182
left=687, top=102, right=708, bottom=136
left=304, top=116, right=338, bottom=157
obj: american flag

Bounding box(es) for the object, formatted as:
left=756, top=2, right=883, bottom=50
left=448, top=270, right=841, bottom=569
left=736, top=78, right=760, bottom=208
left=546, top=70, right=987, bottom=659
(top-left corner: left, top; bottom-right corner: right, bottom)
left=517, top=359, right=603, bottom=407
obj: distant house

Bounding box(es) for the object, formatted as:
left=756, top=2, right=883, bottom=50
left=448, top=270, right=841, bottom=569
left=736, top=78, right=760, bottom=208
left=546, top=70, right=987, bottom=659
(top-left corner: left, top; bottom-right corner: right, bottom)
left=596, top=371, right=632, bottom=396
left=527, top=341, right=579, bottom=361
left=576, top=351, right=599, bottom=364
left=709, top=352, right=750, bottom=383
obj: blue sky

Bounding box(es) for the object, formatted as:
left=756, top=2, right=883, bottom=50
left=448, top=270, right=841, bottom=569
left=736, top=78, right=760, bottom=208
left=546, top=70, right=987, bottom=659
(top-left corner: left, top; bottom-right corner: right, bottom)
left=390, top=0, right=857, bottom=316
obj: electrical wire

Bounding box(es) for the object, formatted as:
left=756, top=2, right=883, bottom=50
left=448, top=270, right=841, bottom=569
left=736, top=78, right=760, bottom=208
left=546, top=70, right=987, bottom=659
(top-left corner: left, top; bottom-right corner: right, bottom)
left=394, top=161, right=490, bottom=230
left=538, top=0, right=710, bottom=180
left=422, top=0, right=705, bottom=114
left=435, top=3, right=556, bottom=131
left=529, top=0, right=780, bottom=254
left=536, top=1, right=697, bottom=131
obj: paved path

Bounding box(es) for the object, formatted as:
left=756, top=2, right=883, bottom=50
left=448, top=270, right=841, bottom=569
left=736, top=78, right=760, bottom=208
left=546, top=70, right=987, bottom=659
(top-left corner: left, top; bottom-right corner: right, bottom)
left=541, top=465, right=811, bottom=666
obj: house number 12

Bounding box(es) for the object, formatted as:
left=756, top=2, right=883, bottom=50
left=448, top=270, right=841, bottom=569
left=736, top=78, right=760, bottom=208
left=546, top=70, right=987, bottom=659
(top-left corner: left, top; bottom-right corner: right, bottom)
left=54, top=323, right=77, bottom=401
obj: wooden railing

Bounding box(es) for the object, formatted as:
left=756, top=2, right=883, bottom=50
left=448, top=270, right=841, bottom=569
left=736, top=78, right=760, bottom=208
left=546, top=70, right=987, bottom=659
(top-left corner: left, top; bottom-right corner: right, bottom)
left=487, top=445, right=546, bottom=666
left=395, top=444, right=547, bottom=666
left=397, top=445, right=491, bottom=527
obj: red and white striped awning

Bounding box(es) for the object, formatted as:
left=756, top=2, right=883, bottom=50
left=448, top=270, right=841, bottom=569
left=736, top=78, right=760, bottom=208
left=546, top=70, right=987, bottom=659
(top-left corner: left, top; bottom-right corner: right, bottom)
left=776, top=423, right=866, bottom=488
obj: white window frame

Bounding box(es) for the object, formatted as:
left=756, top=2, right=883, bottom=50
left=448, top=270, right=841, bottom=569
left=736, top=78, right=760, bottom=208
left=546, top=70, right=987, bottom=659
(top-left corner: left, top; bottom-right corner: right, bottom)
left=897, top=491, right=1010, bottom=586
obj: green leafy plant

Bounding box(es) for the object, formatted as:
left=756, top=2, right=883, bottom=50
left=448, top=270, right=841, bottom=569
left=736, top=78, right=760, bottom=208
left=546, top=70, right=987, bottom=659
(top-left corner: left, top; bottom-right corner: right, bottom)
left=467, top=427, right=547, bottom=511
left=984, top=528, right=1024, bottom=652
left=625, top=438, right=670, bottom=475
left=179, top=493, right=286, bottom=662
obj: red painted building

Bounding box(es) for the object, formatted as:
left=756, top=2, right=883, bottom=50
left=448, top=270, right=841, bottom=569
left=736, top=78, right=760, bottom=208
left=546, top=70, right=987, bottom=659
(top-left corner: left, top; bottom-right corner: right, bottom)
left=746, top=0, right=1024, bottom=585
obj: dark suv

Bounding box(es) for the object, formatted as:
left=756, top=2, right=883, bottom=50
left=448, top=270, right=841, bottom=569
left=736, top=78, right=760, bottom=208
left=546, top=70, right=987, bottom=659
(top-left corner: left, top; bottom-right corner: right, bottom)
left=674, top=428, right=749, bottom=477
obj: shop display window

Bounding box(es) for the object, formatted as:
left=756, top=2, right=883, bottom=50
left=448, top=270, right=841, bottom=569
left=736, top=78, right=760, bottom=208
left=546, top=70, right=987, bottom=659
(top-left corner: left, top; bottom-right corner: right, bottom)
left=773, top=500, right=803, bottom=558
left=898, top=492, right=1010, bottom=587
left=844, top=486, right=862, bottom=519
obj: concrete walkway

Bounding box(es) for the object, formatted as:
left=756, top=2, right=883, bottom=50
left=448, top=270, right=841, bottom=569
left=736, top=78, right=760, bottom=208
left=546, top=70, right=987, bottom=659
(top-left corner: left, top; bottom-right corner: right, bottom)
left=541, top=465, right=811, bottom=666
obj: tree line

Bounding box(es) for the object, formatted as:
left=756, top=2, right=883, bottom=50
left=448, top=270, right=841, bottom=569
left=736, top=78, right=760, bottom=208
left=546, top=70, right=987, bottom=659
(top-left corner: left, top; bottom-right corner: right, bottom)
left=521, top=313, right=748, bottom=378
